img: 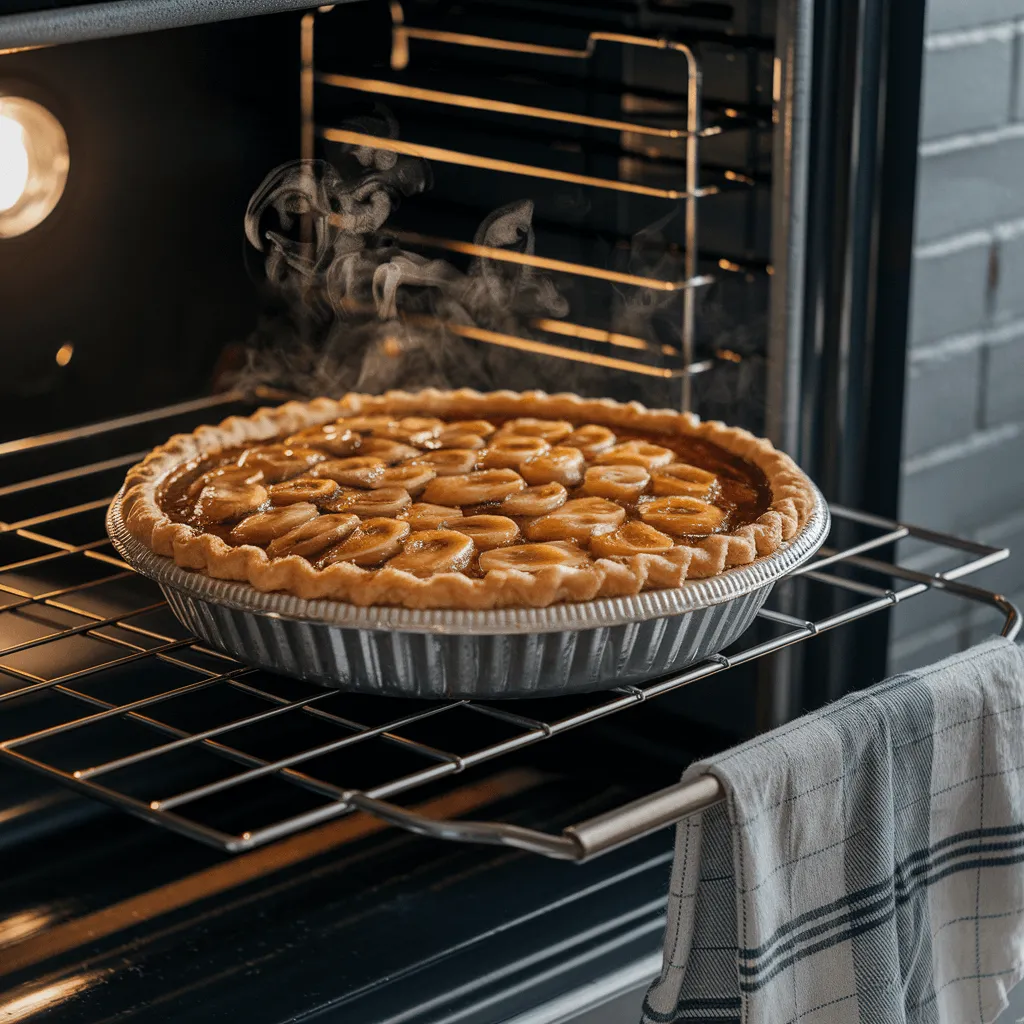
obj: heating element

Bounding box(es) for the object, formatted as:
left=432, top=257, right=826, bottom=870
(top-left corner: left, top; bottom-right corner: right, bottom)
left=0, top=394, right=1017, bottom=859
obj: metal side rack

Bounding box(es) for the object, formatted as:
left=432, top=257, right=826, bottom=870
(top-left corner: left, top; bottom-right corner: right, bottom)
left=301, top=4, right=768, bottom=409
left=0, top=395, right=1018, bottom=860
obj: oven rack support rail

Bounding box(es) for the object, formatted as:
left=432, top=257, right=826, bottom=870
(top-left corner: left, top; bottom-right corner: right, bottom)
left=0, top=395, right=1018, bottom=860
left=301, top=8, right=750, bottom=409
left=357, top=541, right=1021, bottom=861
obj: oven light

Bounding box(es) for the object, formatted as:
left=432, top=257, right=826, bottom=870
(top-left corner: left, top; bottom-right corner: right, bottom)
left=0, top=96, right=69, bottom=238
left=0, top=115, right=29, bottom=212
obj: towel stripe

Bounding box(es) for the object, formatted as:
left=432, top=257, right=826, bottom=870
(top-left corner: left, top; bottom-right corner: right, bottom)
left=739, top=849, right=1024, bottom=993
left=736, top=832, right=1024, bottom=978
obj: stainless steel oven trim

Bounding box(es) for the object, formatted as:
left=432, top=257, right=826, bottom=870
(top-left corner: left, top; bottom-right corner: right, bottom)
left=767, top=0, right=814, bottom=458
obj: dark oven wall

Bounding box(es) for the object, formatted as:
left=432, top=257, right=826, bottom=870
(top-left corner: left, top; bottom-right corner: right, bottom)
left=0, top=13, right=300, bottom=442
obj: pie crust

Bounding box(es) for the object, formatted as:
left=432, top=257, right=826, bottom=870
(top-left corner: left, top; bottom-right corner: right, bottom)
left=118, top=390, right=817, bottom=610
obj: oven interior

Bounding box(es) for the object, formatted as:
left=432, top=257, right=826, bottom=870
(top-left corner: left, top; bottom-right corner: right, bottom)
left=0, top=0, right=775, bottom=437
left=0, top=0, right=1015, bottom=861
left=0, top=2, right=1016, bottom=1017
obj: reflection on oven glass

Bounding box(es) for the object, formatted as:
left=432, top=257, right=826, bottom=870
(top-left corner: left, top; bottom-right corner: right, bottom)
left=0, top=903, right=71, bottom=949
left=0, top=971, right=107, bottom=1023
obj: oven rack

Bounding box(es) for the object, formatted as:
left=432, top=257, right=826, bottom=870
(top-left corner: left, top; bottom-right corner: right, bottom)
left=0, top=394, right=1018, bottom=860
left=302, top=7, right=763, bottom=408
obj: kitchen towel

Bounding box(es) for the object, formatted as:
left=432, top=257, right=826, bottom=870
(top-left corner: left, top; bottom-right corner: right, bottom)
left=642, top=635, right=1024, bottom=1024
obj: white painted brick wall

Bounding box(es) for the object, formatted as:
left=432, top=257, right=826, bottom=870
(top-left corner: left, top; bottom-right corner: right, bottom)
left=926, top=0, right=1024, bottom=33
left=894, top=1, right=1024, bottom=666
left=902, top=342, right=982, bottom=457
left=983, top=322, right=1024, bottom=423
left=910, top=233, right=992, bottom=346
left=920, top=26, right=1015, bottom=141
left=915, top=129, right=1024, bottom=243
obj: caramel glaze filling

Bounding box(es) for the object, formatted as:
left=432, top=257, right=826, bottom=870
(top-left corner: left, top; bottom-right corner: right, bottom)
left=158, top=416, right=772, bottom=577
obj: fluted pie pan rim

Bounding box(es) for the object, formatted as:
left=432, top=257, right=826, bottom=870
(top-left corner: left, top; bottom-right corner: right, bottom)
left=106, top=488, right=829, bottom=635
left=112, top=389, right=820, bottom=612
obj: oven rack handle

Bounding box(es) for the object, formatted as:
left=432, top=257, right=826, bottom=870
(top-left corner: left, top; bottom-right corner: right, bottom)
left=350, top=774, right=725, bottom=862
left=351, top=580, right=1020, bottom=863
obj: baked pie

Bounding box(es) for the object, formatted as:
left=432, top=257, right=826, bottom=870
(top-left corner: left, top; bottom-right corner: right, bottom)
left=119, top=390, right=816, bottom=609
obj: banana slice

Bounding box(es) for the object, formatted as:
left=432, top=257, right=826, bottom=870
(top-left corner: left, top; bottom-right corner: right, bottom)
left=563, top=424, right=616, bottom=457
left=589, top=521, right=675, bottom=557
left=186, top=464, right=264, bottom=499
left=268, top=477, right=339, bottom=506
left=497, top=418, right=573, bottom=442
left=340, top=415, right=397, bottom=434
left=230, top=502, right=319, bottom=545
left=481, top=436, right=550, bottom=469
left=650, top=463, right=718, bottom=499
left=525, top=497, right=626, bottom=543
left=582, top=465, right=650, bottom=502
left=594, top=441, right=675, bottom=470
left=409, top=449, right=479, bottom=476
left=479, top=541, right=591, bottom=573
left=436, top=430, right=487, bottom=450
left=312, top=457, right=386, bottom=488
left=324, top=487, right=412, bottom=517
left=358, top=438, right=424, bottom=464
left=285, top=425, right=361, bottom=457
left=267, top=513, right=360, bottom=559
left=194, top=481, right=269, bottom=524
left=398, top=416, right=446, bottom=434
left=519, top=446, right=586, bottom=487
left=239, top=445, right=326, bottom=482
left=453, top=515, right=520, bottom=550
left=399, top=503, right=464, bottom=530
left=318, top=518, right=411, bottom=567
left=422, top=469, right=526, bottom=506
left=501, top=482, right=568, bottom=516
left=387, top=530, right=475, bottom=576
left=373, top=416, right=446, bottom=446
left=375, top=464, right=436, bottom=495
left=447, top=419, right=496, bottom=437
left=639, top=496, right=725, bottom=536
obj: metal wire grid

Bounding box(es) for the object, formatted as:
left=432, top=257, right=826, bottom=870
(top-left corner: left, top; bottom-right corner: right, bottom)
left=300, top=6, right=764, bottom=407
left=0, top=396, right=1017, bottom=854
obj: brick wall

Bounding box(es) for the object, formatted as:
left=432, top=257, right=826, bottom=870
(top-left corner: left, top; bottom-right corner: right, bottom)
left=891, top=0, right=1024, bottom=670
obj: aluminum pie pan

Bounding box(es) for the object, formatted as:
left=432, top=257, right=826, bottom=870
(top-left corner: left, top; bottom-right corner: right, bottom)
left=107, top=486, right=829, bottom=698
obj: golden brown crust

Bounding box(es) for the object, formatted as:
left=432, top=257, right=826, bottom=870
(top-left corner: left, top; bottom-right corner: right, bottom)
left=118, top=389, right=817, bottom=609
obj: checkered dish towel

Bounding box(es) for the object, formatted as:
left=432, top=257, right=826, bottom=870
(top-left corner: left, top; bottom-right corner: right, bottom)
left=643, top=636, right=1024, bottom=1024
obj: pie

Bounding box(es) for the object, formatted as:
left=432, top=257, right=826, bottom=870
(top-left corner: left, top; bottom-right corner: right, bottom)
left=119, top=390, right=816, bottom=609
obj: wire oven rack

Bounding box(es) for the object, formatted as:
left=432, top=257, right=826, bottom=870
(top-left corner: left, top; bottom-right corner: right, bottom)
left=0, top=394, right=1018, bottom=860
left=300, top=5, right=765, bottom=409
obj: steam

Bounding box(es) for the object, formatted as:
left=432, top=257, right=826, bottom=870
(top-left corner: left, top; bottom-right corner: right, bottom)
left=233, top=109, right=760, bottom=419
left=608, top=206, right=686, bottom=352
left=238, top=110, right=568, bottom=397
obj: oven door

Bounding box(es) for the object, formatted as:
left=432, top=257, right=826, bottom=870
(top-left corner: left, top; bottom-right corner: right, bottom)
left=0, top=754, right=681, bottom=1022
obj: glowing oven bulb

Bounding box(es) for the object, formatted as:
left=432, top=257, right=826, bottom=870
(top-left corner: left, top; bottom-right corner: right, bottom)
left=0, top=97, right=69, bottom=238
left=0, top=115, right=30, bottom=212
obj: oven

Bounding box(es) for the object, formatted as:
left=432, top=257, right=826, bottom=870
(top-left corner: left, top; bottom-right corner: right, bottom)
left=0, top=1, right=1018, bottom=1021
